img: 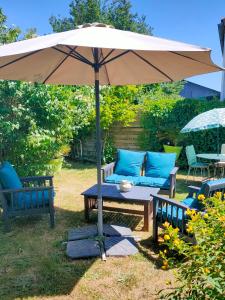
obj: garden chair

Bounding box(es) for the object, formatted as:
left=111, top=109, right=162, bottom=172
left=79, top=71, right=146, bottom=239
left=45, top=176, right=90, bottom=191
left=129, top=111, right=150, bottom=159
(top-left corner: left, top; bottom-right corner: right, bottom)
left=0, top=162, right=55, bottom=232
left=213, top=143, right=225, bottom=178
left=186, top=145, right=210, bottom=180
left=152, top=178, right=225, bottom=242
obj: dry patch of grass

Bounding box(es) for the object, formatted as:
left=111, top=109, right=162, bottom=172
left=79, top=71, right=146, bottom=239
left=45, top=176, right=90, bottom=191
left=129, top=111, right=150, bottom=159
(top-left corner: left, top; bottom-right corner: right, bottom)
left=0, top=161, right=197, bottom=300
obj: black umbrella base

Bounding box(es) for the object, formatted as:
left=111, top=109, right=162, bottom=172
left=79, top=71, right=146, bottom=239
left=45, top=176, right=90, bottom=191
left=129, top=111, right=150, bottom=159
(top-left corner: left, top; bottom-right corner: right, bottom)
left=67, top=224, right=138, bottom=259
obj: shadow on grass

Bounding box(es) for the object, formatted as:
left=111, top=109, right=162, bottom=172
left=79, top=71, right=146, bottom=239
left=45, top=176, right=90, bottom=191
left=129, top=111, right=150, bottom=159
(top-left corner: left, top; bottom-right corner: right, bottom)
left=0, top=171, right=204, bottom=299
left=88, top=210, right=143, bottom=231
left=0, top=207, right=97, bottom=300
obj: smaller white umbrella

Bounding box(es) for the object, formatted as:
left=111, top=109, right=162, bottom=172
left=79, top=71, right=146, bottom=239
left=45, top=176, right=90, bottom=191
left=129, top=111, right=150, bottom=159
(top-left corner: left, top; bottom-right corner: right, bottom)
left=181, top=108, right=225, bottom=154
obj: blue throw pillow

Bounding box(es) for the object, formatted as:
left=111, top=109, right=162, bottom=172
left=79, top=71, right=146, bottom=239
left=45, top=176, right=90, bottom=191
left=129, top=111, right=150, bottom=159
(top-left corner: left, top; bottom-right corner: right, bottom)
left=0, top=161, right=22, bottom=189
left=145, top=152, right=176, bottom=179
left=114, top=149, right=145, bottom=177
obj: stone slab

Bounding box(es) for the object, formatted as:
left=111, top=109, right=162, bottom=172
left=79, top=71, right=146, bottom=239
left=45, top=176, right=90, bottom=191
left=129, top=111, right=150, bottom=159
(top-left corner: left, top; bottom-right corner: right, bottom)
left=103, top=224, right=133, bottom=237
left=104, top=237, right=138, bottom=257
left=66, top=239, right=101, bottom=259
left=68, top=225, right=98, bottom=241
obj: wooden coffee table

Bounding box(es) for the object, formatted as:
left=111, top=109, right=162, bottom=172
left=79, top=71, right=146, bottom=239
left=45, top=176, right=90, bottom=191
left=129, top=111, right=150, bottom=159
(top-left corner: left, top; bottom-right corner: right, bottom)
left=81, top=183, right=160, bottom=231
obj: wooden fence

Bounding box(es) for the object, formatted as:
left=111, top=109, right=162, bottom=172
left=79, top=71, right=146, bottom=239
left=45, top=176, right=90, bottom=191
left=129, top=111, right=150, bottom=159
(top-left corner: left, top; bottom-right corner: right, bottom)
left=70, top=116, right=143, bottom=162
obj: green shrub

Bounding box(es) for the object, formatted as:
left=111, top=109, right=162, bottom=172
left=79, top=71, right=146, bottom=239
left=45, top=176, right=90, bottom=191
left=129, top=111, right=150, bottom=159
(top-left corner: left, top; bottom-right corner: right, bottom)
left=103, top=137, right=117, bottom=164
left=160, top=193, right=225, bottom=299
left=0, top=81, right=85, bottom=176
left=139, top=97, right=225, bottom=168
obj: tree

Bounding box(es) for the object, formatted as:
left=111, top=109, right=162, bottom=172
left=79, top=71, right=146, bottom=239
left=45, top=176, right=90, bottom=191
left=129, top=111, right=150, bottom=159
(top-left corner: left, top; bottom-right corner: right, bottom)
left=0, top=8, right=21, bottom=44
left=49, top=0, right=152, bottom=34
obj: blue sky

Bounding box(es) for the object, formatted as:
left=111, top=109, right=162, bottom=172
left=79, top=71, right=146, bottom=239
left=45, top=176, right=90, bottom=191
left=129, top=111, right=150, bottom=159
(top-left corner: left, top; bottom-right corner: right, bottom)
left=1, top=0, right=224, bottom=91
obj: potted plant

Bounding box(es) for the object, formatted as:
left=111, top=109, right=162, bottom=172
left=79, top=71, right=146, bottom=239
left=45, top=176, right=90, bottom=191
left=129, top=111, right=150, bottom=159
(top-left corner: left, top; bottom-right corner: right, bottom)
left=158, top=129, right=183, bottom=160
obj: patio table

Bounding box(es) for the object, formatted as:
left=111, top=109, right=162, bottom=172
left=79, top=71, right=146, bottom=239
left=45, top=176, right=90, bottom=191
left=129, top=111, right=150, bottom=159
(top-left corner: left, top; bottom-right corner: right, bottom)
left=197, top=153, right=225, bottom=161
left=82, top=183, right=160, bottom=232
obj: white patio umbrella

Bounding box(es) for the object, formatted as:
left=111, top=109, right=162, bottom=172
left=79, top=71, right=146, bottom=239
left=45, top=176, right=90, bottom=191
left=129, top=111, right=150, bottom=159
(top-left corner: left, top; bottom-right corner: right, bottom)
left=181, top=108, right=225, bottom=154
left=0, top=23, right=222, bottom=236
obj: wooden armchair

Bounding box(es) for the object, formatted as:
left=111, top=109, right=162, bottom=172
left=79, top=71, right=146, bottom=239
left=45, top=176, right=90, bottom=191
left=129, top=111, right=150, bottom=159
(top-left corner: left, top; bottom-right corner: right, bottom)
left=152, top=179, right=225, bottom=242
left=0, top=175, right=55, bottom=232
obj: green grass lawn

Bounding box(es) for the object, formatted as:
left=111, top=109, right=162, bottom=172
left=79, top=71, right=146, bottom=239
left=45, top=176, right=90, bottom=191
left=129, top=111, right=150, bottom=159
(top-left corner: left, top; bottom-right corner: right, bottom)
left=0, top=161, right=200, bottom=300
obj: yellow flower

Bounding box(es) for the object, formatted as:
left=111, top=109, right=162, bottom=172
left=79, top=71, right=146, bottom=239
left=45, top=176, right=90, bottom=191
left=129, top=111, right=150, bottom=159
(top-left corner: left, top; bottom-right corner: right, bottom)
left=163, top=260, right=168, bottom=266
left=214, top=192, right=222, bottom=199
left=204, top=213, right=209, bottom=219
left=186, top=208, right=192, bottom=216
left=219, top=216, right=225, bottom=222
left=163, top=221, right=170, bottom=228
left=164, top=249, right=167, bottom=254
left=204, top=268, right=210, bottom=274
left=174, top=227, right=179, bottom=233
left=186, top=208, right=196, bottom=216
left=164, top=234, right=170, bottom=241
left=198, top=194, right=205, bottom=201
left=192, top=214, right=200, bottom=222
left=173, top=239, right=181, bottom=246
left=161, top=265, right=168, bottom=270
left=186, top=225, right=193, bottom=233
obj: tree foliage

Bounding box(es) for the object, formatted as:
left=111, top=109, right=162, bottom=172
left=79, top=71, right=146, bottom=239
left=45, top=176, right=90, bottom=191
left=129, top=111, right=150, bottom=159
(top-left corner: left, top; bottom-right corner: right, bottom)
left=0, top=81, right=91, bottom=175
left=50, top=0, right=152, bottom=34
left=0, top=8, right=21, bottom=44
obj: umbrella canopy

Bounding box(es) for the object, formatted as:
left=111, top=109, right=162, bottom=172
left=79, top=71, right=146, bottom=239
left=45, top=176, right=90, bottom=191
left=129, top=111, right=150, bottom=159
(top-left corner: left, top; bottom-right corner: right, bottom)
left=181, top=108, right=225, bottom=133
left=0, top=23, right=222, bottom=237
left=0, top=23, right=222, bottom=85
left=181, top=108, right=225, bottom=155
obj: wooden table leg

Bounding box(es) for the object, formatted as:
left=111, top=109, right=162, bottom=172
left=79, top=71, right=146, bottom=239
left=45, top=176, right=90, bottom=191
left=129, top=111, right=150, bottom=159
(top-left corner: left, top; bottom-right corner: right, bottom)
left=143, top=202, right=151, bottom=231
left=84, top=196, right=89, bottom=221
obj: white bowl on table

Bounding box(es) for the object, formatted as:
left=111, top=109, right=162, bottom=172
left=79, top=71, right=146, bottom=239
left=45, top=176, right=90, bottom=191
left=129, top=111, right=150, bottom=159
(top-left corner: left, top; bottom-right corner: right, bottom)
left=119, top=180, right=133, bottom=192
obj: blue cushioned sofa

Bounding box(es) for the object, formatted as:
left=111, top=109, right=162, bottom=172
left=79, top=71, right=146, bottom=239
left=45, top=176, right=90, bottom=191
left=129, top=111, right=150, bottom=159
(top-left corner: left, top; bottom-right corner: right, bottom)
left=101, top=149, right=179, bottom=198
left=151, top=178, right=225, bottom=241
left=0, top=161, right=55, bottom=231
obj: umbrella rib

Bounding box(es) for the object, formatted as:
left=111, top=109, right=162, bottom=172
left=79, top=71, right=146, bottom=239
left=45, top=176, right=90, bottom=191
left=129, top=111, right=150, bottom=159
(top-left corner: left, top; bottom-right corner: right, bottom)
left=101, top=50, right=130, bottom=66
left=100, top=49, right=110, bottom=85
left=43, top=47, right=77, bottom=84
left=170, top=51, right=216, bottom=68
left=65, top=45, right=94, bottom=66
left=52, top=47, right=93, bottom=66
left=131, top=51, right=173, bottom=82
left=0, top=49, right=43, bottom=69
left=99, top=49, right=115, bottom=65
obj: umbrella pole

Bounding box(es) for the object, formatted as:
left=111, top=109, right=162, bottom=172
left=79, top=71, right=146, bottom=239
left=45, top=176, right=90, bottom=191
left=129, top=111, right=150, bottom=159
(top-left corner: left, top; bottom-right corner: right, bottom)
left=94, top=49, right=103, bottom=237
left=217, top=127, right=220, bottom=155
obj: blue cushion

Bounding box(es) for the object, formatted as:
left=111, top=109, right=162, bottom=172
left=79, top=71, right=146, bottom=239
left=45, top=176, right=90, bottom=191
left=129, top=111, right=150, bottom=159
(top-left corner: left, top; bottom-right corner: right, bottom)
left=105, top=174, right=140, bottom=185
left=191, top=162, right=208, bottom=167
left=114, top=149, right=145, bottom=177
left=138, top=176, right=170, bottom=189
left=0, top=161, right=22, bottom=189
left=204, top=178, right=225, bottom=187
left=11, top=190, right=53, bottom=209
left=199, top=178, right=225, bottom=196
left=158, top=205, right=187, bottom=227
left=145, top=152, right=176, bottom=179
left=182, top=197, right=201, bottom=210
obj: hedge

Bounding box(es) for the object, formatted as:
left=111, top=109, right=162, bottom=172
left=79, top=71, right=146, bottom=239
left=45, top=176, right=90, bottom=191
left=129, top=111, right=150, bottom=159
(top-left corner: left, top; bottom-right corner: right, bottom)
left=139, top=97, right=225, bottom=168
